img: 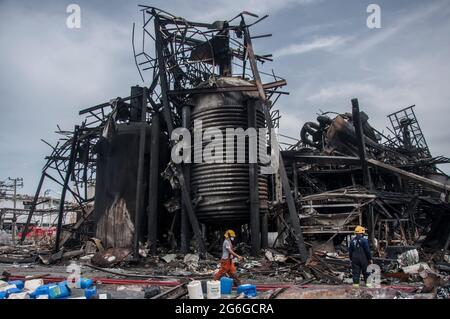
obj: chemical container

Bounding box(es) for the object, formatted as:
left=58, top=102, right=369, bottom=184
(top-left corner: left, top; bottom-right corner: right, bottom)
left=220, top=277, right=233, bottom=295
left=78, top=278, right=94, bottom=289
left=48, top=282, right=71, bottom=299
left=1, top=284, right=16, bottom=291
left=237, top=284, right=257, bottom=298
left=85, top=286, right=97, bottom=299
left=9, top=280, right=24, bottom=290
left=30, top=284, right=50, bottom=298
left=7, top=292, right=30, bottom=299
left=206, top=280, right=221, bottom=299
left=7, top=287, right=22, bottom=294
left=2, top=284, right=19, bottom=293
left=25, top=279, right=44, bottom=293
left=187, top=280, right=204, bottom=299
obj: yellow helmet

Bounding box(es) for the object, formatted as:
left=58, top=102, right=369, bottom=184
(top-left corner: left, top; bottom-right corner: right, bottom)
left=224, top=230, right=236, bottom=238
left=354, top=226, right=365, bottom=234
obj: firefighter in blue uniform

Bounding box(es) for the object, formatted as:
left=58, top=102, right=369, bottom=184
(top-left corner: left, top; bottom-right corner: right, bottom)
left=349, top=226, right=373, bottom=287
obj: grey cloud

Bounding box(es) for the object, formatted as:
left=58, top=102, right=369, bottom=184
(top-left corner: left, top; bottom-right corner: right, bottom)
left=274, top=35, right=351, bottom=57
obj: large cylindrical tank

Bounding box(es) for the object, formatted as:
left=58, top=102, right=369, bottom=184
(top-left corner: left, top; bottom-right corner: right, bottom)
left=190, top=77, right=268, bottom=225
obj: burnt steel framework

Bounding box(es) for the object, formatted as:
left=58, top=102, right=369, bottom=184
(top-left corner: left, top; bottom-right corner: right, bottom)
left=387, top=105, right=431, bottom=159
left=22, top=6, right=450, bottom=263
left=132, top=6, right=285, bottom=127
left=280, top=97, right=450, bottom=254
left=21, top=6, right=308, bottom=261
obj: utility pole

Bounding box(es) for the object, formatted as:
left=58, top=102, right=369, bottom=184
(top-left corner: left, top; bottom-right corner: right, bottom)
left=42, top=189, right=51, bottom=226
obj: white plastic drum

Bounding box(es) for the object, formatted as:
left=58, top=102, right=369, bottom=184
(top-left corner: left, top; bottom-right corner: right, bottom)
left=187, top=280, right=204, bottom=299
left=206, top=280, right=221, bottom=299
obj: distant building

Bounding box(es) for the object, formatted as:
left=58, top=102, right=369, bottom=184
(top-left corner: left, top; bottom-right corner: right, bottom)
left=0, top=194, right=77, bottom=229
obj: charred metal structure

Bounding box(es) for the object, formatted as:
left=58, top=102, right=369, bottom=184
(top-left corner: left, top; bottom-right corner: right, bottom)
left=281, top=102, right=450, bottom=253
left=21, top=6, right=450, bottom=263
left=22, top=6, right=308, bottom=260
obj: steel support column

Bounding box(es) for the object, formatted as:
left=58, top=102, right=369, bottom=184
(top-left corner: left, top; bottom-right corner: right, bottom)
left=243, top=24, right=307, bottom=261
left=148, top=112, right=160, bottom=255
left=352, top=98, right=374, bottom=243
left=20, top=172, right=46, bottom=243
left=54, top=125, right=79, bottom=253
left=133, top=87, right=148, bottom=258
left=154, top=13, right=206, bottom=254
left=292, top=162, right=299, bottom=201
left=248, top=99, right=261, bottom=256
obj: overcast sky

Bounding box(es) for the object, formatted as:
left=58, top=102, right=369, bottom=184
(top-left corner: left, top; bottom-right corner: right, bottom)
left=1, top=0, right=450, bottom=194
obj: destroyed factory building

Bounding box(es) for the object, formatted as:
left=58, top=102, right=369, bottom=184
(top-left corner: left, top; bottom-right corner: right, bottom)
left=1, top=6, right=450, bottom=300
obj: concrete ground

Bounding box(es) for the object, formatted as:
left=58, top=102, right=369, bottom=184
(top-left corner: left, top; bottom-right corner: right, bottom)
left=1, top=263, right=431, bottom=299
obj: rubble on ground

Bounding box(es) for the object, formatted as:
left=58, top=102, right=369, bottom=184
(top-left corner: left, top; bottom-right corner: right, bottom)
left=1, top=239, right=449, bottom=299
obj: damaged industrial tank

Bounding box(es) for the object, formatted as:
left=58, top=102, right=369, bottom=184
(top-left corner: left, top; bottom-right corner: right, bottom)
left=189, top=77, right=269, bottom=225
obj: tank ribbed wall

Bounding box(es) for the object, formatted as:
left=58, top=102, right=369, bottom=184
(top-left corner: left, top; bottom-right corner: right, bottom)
left=190, top=78, right=268, bottom=225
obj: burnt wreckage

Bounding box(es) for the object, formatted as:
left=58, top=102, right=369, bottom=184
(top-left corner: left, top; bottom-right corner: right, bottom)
left=285, top=104, right=450, bottom=252
left=20, top=7, right=450, bottom=262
